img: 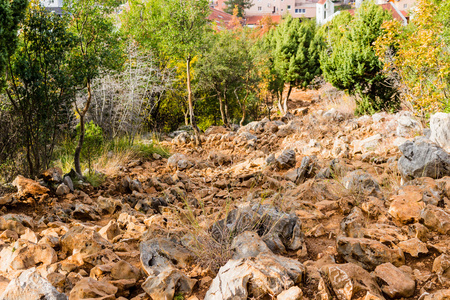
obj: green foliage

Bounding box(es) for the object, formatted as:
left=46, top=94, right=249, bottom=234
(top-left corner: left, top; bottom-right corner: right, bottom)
left=320, top=1, right=399, bottom=115
left=77, top=121, right=103, bottom=174
left=224, top=0, right=253, bottom=17
left=0, top=0, right=27, bottom=84
left=4, top=3, right=75, bottom=176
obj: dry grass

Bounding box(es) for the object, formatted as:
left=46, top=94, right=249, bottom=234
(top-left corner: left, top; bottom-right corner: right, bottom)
left=320, top=83, right=357, bottom=116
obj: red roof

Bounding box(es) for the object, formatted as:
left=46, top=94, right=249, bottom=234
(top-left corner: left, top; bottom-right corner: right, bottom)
left=245, top=15, right=282, bottom=25
left=208, top=8, right=234, bottom=28
left=317, top=0, right=327, bottom=5
left=380, top=3, right=405, bottom=23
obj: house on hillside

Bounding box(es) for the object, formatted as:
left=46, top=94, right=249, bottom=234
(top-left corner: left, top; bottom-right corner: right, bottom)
left=208, top=7, right=236, bottom=29
left=41, top=0, right=63, bottom=14
left=316, top=0, right=334, bottom=25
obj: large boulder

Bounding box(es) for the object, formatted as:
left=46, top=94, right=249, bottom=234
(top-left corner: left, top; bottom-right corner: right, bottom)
left=396, top=115, right=421, bottom=137
left=69, top=277, right=117, bottom=300
left=430, top=112, right=450, bottom=152
left=420, top=205, right=450, bottom=234
left=336, top=237, right=405, bottom=271
left=205, top=232, right=305, bottom=300
left=398, top=139, right=450, bottom=180
left=12, top=175, right=50, bottom=198
left=320, top=263, right=383, bottom=300
left=373, top=263, right=416, bottom=298
left=211, top=203, right=304, bottom=254
left=276, top=149, right=296, bottom=170
left=0, top=268, right=67, bottom=300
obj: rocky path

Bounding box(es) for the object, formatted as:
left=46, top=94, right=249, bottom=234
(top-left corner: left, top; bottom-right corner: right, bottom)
left=1, top=96, right=450, bottom=300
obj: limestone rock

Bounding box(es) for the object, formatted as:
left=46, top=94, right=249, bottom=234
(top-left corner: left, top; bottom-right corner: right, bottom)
left=420, top=205, right=450, bottom=234
left=396, top=115, right=421, bottom=137
left=284, top=156, right=318, bottom=184
left=336, top=237, right=405, bottom=271
left=276, top=149, right=296, bottom=170
left=342, top=170, right=381, bottom=197
left=430, top=112, right=450, bottom=152
left=69, top=277, right=117, bottom=300
left=432, top=254, right=450, bottom=281
left=421, top=290, right=450, bottom=300
left=56, top=183, right=70, bottom=196
left=0, top=268, right=67, bottom=300
left=389, top=191, right=426, bottom=224
left=398, top=140, right=450, bottom=180
left=373, top=263, right=415, bottom=298
left=205, top=251, right=305, bottom=299
left=60, top=225, right=111, bottom=258
left=12, top=175, right=50, bottom=198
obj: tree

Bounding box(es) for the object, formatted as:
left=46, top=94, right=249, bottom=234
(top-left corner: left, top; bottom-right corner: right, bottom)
left=375, top=0, right=450, bottom=115
left=4, top=2, right=75, bottom=176
left=122, top=0, right=210, bottom=145
left=0, top=0, right=27, bottom=81
left=271, top=16, right=323, bottom=114
left=320, top=1, right=399, bottom=115
left=66, top=0, right=123, bottom=176
left=224, top=0, right=253, bottom=18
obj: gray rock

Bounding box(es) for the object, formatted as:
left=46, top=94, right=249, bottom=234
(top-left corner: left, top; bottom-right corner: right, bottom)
left=212, top=203, right=304, bottom=254
left=167, top=153, right=194, bottom=171
left=420, top=205, right=450, bottom=234
left=398, top=140, right=450, bottom=180
left=397, top=115, right=421, bottom=137
left=63, top=176, right=74, bottom=191
left=342, top=170, right=381, bottom=196
left=276, top=149, right=296, bottom=170
left=55, top=183, right=70, bottom=196
left=430, top=112, right=450, bottom=152
left=0, top=268, right=67, bottom=300
left=285, top=155, right=318, bottom=184
left=336, top=237, right=405, bottom=271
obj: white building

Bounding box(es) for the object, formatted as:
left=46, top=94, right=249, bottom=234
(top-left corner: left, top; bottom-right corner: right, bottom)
left=316, top=0, right=334, bottom=25
left=41, top=0, right=63, bottom=14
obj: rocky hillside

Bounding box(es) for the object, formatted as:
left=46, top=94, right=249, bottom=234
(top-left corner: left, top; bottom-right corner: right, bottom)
left=1, top=95, right=450, bottom=300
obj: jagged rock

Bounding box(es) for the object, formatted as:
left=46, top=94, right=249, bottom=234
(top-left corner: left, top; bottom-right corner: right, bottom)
left=140, top=237, right=194, bottom=274
left=420, top=205, right=450, bottom=234
left=142, top=265, right=197, bottom=300
left=398, top=139, right=450, bottom=180
left=173, top=132, right=191, bottom=145
left=276, top=149, right=296, bottom=170
left=98, top=220, right=122, bottom=241
left=389, top=189, right=426, bottom=224
left=0, top=214, right=33, bottom=235
left=167, top=153, right=194, bottom=171
left=340, top=207, right=365, bottom=238
left=212, top=203, right=304, bottom=254
left=398, top=238, right=428, bottom=257
left=69, top=277, right=117, bottom=300
left=396, top=115, right=421, bottom=137
left=432, top=254, right=450, bottom=281
left=205, top=233, right=305, bottom=300
left=352, top=134, right=382, bottom=154
left=285, top=156, right=318, bottom=184
left=63, top=176, right=74, bottom=191
left=97, top=196, right=121, bottom=215
left=231, top=231, right=271, bottom=259
left=12, top=175, right=50, bottom=198
left=0, top=268, right=67, bottom=299
left=320, top=263, right=383, bottom=300
left=71, top=203, right=100, bottom=221
left=41, top=167, right=64, bottom=184
left=0, top=239, right=57, bottom=272
left=336, top=237, right=405, bottom=271
left=430, top=112, right=450, bottom=152
left=208, top=151, right=232, bottom=166
left=373, top=263, right=415, bottom=298
left=342, top=170, right=381, bottom=197
left=140, top=237, right=196, bottom=299
left=60, top=225, right=111, bottom=258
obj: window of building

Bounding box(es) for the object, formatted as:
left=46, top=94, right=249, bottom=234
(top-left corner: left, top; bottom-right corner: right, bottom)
left=287, top=5, right=291, bottom=9
left=281, top=8, right=284, bottom=11
left=295, top=8, right=305, bottom=13
left=324, top=3, right=326, bottom=9
left=403, top=3, right=407, bottom=8
left=258, top=6, right=262, bottom=10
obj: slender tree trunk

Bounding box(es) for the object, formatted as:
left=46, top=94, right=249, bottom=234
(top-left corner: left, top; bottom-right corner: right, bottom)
left=277, top=90, right=284, bottom=114
left=240, top=104, right=246, bottom=127
left=74, top=80, right=93, bottom=177
left=218, top=93, right=227, bottom=126
left=283, top=83, right=293, bottom=114
left=186, top=56, right=201, bottom=146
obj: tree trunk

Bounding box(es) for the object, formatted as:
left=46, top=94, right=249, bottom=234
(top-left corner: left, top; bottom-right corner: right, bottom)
left=74, top=80, right=93, bottom=177
left=218, top=92, right=227, bottom=126
left=240, top=104, right=246, bottom=127
left=277, top=90, right=284, bottom=114
left=186, top=56, right=201, bottom=146
left=283, top=83, right=293, bottom=115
